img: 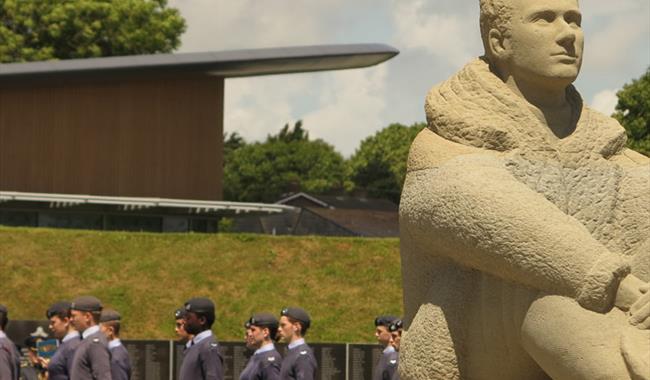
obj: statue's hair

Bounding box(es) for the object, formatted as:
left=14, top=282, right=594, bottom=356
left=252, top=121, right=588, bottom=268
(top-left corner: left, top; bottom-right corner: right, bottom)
left=479, top=0, right=514, bottom=57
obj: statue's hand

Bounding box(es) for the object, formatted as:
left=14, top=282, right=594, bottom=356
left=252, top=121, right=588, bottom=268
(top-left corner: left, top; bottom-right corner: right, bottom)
left=615, top=275, right=645, bottom=312
left=618, top=276, right=650, bottom=329
left=629, top=284, right=650, bottom=330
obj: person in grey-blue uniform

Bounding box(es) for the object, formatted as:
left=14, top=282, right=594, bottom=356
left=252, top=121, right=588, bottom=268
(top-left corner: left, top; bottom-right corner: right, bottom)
left=100, top=309, right=131, bottom=380
left=277, top=307, right=317, bottom=380
left=240, top=313, right=282, bottom=380
left=388, top=319, right=402, bottom=380
left=179, top=297, right=224, bottom=380
left=372, top=316, right=399, bottom=380
left=175, top=308, right=193, bottom=348
left=44, top=301, right=81, bottom=380
left=0, top=304, right=20, bottom=380
left=69, top=296, right=112, bottom=380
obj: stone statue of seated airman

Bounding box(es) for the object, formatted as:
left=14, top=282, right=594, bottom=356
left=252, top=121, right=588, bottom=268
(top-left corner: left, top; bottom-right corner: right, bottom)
left=398, top=0, right=650, bottom=379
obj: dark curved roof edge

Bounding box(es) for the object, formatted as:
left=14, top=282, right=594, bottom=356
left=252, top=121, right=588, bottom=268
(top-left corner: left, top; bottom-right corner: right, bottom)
left=0, top=43, right=399, bottom=81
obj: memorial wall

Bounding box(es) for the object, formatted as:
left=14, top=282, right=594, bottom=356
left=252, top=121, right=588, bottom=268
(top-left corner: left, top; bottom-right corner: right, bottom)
left=129, top=340, right=381, bottom=380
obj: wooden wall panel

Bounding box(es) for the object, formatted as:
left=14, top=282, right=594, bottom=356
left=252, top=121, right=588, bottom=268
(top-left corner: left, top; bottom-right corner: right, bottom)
left=0, top=76, right=224, bottom=200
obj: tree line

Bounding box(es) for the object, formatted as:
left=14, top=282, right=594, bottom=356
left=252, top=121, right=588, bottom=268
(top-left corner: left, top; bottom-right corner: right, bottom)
left=0, top=0, right=185, bottom=62
left=613, top=67, right=650, bottom=157
left=223, top=121, right=424, bottom=204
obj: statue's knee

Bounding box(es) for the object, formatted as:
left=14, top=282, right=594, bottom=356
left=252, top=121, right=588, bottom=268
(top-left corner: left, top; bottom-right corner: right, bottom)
left=400, top=304, right=462, bottom=380
left=521, top=295, right=575, bottom=346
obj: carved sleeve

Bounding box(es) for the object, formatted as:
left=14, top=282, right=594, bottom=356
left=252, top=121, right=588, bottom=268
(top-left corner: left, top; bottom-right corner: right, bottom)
left=400, top=155, right=630, bottom=313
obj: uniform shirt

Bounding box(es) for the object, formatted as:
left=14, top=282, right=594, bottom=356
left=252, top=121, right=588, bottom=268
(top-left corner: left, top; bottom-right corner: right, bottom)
left=0, top=331, right=20, bottom=380
left=372, top=346, right=398, bottom=380
left=279, top=339, right=317, bottom=380
left=69, top=325, right=112, bottom=380
left=48, top=331, right=81, bottom=380
left=108, top=340, right=131, bottom=380
left=390, top=356, right=400, bottom=380
left=179, top=330, right=224, bottom=380
left=239, top=343, right=281, bottom=380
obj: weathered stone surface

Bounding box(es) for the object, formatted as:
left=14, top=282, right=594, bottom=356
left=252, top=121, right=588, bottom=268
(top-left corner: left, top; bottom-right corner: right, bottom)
left=399, top=1, right=650, bottom=379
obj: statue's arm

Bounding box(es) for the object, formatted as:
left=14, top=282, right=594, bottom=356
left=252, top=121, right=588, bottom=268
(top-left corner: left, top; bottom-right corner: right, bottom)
left=400, top=155, right=630, bottom=313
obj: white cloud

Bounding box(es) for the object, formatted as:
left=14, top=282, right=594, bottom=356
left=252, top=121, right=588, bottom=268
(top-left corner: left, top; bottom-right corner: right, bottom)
left=167, top=0, right=647, bottom=156
left=590, top=89, right=619, bottom=116
left=169, top=0, right=374, bottom=52
left=303, top=66, right=388, bottom=157
left=582, top=0, right=640, bottom=15
left=224, top=66, right=391, bottom=157
left=391, top=0, right=479, bottom=69
left=584, top=11, right=650, bottom=71
left=225, top=77, right=299, bottom=142
left=170, top=0, right=393, bottom=154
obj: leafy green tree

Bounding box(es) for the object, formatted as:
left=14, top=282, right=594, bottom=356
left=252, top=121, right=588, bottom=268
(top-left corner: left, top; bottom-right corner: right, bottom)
left=223, top=121, right=351, bottom=202
left=0, top=0, right=185, bottom=63
left=349, top=122, right=425, bottom=203
left=268, top=120, right=309, bottom=143
left=223, top=132, right=246, bottom=160
left=614, top=67, right=650, bottom=156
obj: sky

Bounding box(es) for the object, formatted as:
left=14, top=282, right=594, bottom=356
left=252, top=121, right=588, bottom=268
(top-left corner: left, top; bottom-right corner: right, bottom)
left=168, top=0, right=650, bottom=156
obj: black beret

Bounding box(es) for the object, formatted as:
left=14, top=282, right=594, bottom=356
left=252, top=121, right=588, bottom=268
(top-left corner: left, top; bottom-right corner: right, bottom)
left=0, top=304, right=7, bottom=315
left=71, top=296, right=103, bottom=312
left=389, top=319, right=403, bottom=332
left=184, top=297, right=215, bottom=315
left=46, top=301, right=72, bottom=319
left=174, top=308, right=187, bottom=320
left=100, top=309, right=121, bottom=323
left=281, top=307, right=311, bottom=328
left=374, top=315, right=398, bottom=327
left=245, top=313, right=278, bottom=329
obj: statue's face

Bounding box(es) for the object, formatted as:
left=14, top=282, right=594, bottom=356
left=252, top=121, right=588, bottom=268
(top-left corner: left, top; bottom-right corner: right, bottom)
left=504, top=0, right=583, bottom=86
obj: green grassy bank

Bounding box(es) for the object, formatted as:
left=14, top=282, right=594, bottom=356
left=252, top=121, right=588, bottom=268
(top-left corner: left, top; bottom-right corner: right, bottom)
left=0, top=227, right=401, bottom=343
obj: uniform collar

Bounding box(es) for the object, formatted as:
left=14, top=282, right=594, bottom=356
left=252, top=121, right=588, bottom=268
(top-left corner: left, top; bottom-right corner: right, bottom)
left=383, top=345, right=396, bottom=354
left=62, top=331, right=80, bottom=343
left=254, top=343, right=275, bottom=355
left=0, top=331, right=6, bottom=339
left=192, top=329, right=213, bottom=345
left=82, top=325, right=100, bottom=339
left=108, top=339, right=122, bottom=349
left=288, top=338, right=305, bottom=350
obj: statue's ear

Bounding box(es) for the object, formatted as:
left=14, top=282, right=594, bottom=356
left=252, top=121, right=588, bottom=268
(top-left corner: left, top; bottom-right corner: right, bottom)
left=488, top=28, right=509, bottom=60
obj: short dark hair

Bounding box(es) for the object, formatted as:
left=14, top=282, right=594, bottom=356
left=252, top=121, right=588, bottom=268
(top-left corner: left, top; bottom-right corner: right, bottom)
left=90, top=311, right=102, bottom=325
left=197, top=312, right=215, bottom=329
left=266, top=325, right=279, bottom=341
left=286, top=316, right=309, bottom=337
left=103, top=320, right=121, bottom=336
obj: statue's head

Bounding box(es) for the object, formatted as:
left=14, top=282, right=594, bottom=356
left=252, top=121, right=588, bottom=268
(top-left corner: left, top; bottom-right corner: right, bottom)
left=480, top=0, right=584, bottom=89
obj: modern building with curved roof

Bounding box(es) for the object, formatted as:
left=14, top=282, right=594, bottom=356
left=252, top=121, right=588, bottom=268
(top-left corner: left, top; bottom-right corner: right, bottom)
left=0, top=44, right=398, bottom=232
